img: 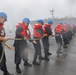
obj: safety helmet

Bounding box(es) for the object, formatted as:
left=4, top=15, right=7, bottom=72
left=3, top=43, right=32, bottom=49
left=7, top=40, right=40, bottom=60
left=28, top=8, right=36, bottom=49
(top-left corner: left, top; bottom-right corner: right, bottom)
left=37, top=19, right=44, bottom=25
left=0, top=12, right=7, bottom=21
left=48, top=20, right=53, bottom=24
left=59, top=23, right=63, bottom=25
left=64, top=22, right=67, bottom=24
left=22, top=18, right=30, bottom=24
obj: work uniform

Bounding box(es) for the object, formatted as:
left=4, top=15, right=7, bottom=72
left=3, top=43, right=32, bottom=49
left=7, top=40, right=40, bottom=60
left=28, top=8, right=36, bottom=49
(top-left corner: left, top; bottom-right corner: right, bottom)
left=54, top=24, right=63, bottom=53
left=66, top=24, right=72, bottom=42
left=68, top=24, right=73, bottom=40
left=42, top=23, right=52, bottom=60
left=14, top=23, right=31, bottom=65
left=33, top=24, right=44, bottom=64
left=0, top=23, right=10, bottom=74
left=62, top=24, right=68, bottom=48
left=0, top=12, right=14, bottom=75
left=71, top=24, right=75, bottom=36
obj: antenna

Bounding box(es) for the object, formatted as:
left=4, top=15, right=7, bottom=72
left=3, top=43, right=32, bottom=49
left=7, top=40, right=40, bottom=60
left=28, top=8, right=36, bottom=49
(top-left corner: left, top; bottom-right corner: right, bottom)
left=50, top=9, right=54, bottom=19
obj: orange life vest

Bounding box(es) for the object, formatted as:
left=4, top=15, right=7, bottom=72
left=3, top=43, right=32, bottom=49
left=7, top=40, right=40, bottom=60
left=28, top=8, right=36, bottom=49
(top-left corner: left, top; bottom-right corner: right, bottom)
left=43, top=23, right=52, bottom=35
left=54, top=24, right=63, bottom=34
left=62, top=24, right=67, bottom=32
left=0, top=23, right=5, bottom=37
left=16, top=23, right=30, bottom=38
left=33, top=24, right=44, bottom=38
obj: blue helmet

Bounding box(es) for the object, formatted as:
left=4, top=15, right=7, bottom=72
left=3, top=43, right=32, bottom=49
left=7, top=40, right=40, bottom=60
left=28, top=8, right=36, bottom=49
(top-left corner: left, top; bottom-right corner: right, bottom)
left=0, top=12, right=7, bottom=21
left=22, top=18, right=30, bottom=24
left=48, top=20, right=53, bottom=24
left=59, top=22, right=63, bottom=25
left=64, top=22, right=67, bottom=24
left=37, top=19, right=44, bottom=25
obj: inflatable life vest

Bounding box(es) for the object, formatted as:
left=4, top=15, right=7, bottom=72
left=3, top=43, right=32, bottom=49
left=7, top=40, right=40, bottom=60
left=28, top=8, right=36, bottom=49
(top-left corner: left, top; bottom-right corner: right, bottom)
left=62, top=24, right=68, bottom=32
left=54, top=24, right=63, bottom=34
left=33, top=24, right=44, bottom=38
left=71, top=24, right=74, bottom=31
left=43, top=23, right=52, bottom=35
left=0, top=23, right=5, bottom=42
left=16, top=23, right=30, bottom=38
left=0, top=23, right=5, bottom=37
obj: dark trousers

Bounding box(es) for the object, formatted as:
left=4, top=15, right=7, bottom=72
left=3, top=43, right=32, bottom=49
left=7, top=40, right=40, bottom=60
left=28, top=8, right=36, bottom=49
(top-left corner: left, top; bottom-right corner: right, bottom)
left=42, top=36, right=49, bottom=55
left=0, top=53, right=7, bottom=73
left=62, top=33, right=69, bottom=45
left=14, top=40, right=28, bottom=65
left=0, top=42, right=7, bottom=73
left=33, top=40, right=41, bottom=61
left=14, top=46, right=21, bottom=65
left=55, top=35, right=63, bottom=52
left=68, top=31, right=73, bottom=40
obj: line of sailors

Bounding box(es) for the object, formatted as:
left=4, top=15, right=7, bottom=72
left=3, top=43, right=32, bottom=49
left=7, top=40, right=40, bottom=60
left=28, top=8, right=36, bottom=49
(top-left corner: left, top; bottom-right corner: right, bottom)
left=13, top=18, right=76, bottom=73
left=14, top=18, right=76, bottom=73
left=55, top=22, right=76, bottom=53
left=0, top=12, right=76, bottom=75
left=14, top=18, right=54, bottom=73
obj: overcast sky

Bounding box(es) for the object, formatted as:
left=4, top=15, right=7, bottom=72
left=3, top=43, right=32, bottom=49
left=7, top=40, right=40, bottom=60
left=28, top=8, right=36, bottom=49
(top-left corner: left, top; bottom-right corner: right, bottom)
left=0, top=0, right=76, bottom=29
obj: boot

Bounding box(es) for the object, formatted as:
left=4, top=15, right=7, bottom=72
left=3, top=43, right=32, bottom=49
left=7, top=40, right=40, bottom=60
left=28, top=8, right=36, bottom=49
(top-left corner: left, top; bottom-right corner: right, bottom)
left=57, top=50, right=62, bottom=54
left=24, top=61, right=32, bottom=66
left=39, top=56, right=44, bottom=60
left=33, top=61, right=40, bottom=65
left=63, top=45, right=68, bottom=48
left=48, top=52, right=52, bottom=55
left=3, top=71, right=14, bottom=75
left=44, top=55, right=49, bottom=61
left=16, top=65, right=21, bottom=73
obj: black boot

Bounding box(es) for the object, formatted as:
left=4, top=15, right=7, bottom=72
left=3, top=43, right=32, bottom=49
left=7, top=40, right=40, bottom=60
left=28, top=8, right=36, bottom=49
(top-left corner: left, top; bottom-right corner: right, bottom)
left=57, top=50, right=62, bottom=54
left=16, top=65, right=21, bottom=73
left=24, top=61, right=32, bottom=66
left=63, top=45, right=68, bottom=48
left=48, top=52, right=52, bottom=55
left=39, top=56, right=44, bottom=60
left=33, top=61, right=40, bottom=65
left=3, top=71, right=14, bottom=75
left=44, top=55, right=49, bottom=61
